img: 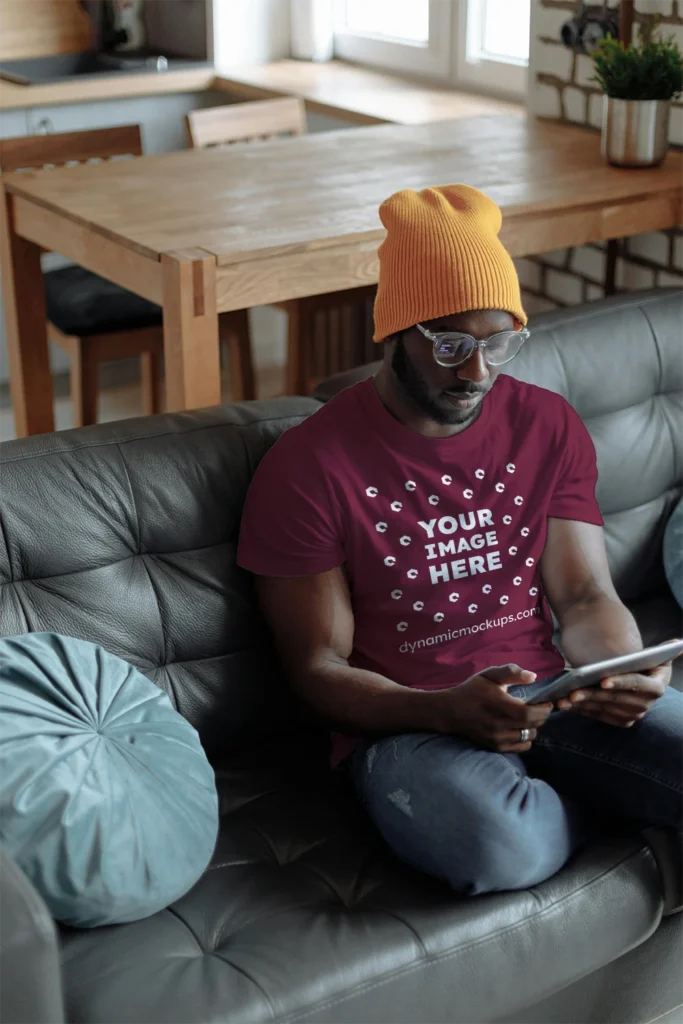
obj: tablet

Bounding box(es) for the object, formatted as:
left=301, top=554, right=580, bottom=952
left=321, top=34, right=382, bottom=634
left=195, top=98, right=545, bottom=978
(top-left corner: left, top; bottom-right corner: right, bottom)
left=521, top=638, right=683, bottom=705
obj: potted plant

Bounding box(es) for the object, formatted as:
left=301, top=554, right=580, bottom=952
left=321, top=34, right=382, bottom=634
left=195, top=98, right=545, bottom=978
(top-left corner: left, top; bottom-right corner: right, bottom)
left=591, top=17, right=683, bottom=167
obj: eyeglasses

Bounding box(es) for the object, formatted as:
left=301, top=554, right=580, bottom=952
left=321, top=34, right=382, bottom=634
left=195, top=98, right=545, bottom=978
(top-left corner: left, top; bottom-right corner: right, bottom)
left=416, top=323, right=530, bottom=368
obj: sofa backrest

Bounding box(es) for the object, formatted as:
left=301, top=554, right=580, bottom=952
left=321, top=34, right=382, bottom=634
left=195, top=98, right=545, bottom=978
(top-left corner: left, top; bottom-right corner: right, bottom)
left=504, top=289, right=682, bottom=600
left=314, top=289, right=683, bottom=603
left=0, top=400, right=321, bottom=762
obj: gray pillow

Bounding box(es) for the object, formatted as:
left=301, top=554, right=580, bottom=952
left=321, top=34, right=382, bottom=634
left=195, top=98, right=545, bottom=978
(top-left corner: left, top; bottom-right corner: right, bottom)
left=0, top=633, right=219, bottom=928
left=663, top=498, right=683, bottom=609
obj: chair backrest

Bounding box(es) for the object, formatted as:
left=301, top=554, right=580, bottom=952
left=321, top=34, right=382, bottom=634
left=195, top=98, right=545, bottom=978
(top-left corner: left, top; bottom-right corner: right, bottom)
left=186, top=97, right=307, bottom=149
left=0, top=125, right=142, bottom=174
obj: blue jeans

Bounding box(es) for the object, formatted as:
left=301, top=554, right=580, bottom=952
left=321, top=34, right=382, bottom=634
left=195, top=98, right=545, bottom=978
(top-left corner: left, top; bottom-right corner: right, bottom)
left=348, top=686, right=683, bottom=895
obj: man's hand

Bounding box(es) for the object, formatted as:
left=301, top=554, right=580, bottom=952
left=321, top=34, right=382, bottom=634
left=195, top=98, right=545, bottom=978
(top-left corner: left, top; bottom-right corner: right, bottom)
left=556, top=663, right=672, bottom=726
left=432, top=664, right=553, bottom=753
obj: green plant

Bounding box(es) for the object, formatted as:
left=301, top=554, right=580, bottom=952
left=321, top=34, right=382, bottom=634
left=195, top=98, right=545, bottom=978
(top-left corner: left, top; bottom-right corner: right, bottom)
left=591, top=18, right=683, bottom=100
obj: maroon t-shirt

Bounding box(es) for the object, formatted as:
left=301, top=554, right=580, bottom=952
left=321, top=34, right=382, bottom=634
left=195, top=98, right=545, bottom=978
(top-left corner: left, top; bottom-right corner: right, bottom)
left=238, top=376, right=603, bottom=765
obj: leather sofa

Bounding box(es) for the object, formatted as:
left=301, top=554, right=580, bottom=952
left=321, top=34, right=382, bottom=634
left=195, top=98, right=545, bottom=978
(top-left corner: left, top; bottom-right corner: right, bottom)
left=1, top=289, right=681, bottom=1024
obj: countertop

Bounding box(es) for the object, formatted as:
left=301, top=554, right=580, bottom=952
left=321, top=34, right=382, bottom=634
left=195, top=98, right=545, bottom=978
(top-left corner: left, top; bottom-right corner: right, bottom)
left=0, top=65, right=217, bottom=110
left=213, top=60, right=522, bottom=126
left=0, top=58, right=521, bottom=126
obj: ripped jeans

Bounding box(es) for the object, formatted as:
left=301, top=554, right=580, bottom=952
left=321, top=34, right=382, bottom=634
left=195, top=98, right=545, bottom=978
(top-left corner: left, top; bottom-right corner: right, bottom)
left=348, top=686, right=683, bottom=895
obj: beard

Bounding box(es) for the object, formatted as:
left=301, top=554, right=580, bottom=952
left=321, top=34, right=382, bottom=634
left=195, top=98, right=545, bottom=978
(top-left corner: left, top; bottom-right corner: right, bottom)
left=391, top=335, right=489, bottom=426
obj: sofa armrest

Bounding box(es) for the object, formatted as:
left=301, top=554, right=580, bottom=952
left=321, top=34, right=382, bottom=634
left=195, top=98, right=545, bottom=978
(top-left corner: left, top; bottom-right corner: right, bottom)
left=0, top=846, right=65, bottom=1024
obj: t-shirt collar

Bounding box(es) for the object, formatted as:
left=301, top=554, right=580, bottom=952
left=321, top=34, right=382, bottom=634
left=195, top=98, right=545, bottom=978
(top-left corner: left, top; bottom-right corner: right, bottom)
left=352, top=376, right=497, bottom=460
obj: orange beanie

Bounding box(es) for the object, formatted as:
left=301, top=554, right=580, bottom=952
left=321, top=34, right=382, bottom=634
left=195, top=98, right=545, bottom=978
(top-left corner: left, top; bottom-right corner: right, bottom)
left=373, top=183, right=526, bottom=342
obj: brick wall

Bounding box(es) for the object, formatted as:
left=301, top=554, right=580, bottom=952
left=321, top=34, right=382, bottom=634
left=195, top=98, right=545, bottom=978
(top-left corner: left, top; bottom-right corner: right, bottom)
left=519, top=0, right=683, bottom=314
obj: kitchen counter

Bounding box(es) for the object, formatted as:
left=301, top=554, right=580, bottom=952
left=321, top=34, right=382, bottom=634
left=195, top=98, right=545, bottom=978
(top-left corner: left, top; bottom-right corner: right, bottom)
left=0, top=65, right=216, bottom=109
left=212, top=60, right=523, bottom=126
left=0, top=59, right=521, bottom=125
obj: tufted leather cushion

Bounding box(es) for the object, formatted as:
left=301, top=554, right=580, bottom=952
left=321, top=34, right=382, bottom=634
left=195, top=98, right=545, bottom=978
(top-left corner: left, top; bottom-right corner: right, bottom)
left=0, top=400, right=321, bottom=762
left=56, top=746, right=664, bottom=1024
left=44, top=266, right=161, bottom=337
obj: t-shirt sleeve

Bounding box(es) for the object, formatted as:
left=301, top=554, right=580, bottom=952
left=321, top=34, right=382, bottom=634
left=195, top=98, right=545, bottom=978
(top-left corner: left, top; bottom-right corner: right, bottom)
left=237, top=432, right=345, bottom=577
left=547, top=399, right=604, bottom=526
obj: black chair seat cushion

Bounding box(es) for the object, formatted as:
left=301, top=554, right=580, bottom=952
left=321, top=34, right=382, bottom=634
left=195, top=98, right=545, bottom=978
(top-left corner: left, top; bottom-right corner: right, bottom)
left=44, top=267, right=161, bottom=338
left=57, top=741, right=663, bottom=1024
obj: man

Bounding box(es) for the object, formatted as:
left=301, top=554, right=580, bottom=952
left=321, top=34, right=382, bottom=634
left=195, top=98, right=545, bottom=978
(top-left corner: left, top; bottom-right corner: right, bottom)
left=238, top=184, right=682, bottom=895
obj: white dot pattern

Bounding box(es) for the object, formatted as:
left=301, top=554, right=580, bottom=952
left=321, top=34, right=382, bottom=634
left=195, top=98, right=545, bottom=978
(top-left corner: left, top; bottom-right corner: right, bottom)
left=371, top=461, right=538, bottom=634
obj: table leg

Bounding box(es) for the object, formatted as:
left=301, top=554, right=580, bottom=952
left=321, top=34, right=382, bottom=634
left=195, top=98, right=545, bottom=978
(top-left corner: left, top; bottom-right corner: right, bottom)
left=0, top=188, right=54, bottom=437
left=605, top=239, right=619, bottom=296
left=161, top=250, right=221, bottom=412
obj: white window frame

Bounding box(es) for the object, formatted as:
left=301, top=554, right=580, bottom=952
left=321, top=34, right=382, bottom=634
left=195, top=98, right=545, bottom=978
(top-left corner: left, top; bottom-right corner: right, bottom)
left=331, top=0, right=529, bottom=100
left=454, top=0, right=528, bottom=99
left=333, top=0, right=453, bottom=81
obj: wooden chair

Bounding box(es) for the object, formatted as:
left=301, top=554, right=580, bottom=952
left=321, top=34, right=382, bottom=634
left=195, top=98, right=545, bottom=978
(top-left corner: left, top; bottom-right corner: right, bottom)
left=0, top=126, right=164, bottom=426
left=186, top=99, right=377, bottom=395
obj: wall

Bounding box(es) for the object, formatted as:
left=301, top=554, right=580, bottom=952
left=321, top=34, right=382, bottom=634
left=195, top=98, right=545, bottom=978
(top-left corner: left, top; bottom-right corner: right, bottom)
left=520, top=0, right=683, bottom=314
left=0, top=0, right=91, bottom=60
left=212, top=0, right=290, bottom=70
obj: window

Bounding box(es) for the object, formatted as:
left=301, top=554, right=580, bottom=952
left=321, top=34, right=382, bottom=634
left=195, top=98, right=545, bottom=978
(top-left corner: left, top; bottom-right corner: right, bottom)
left=333, top=0, right=530, bottom=98
left=333, top=0, right=453, bottom=79
left=458, top=0, right=530, bottom=96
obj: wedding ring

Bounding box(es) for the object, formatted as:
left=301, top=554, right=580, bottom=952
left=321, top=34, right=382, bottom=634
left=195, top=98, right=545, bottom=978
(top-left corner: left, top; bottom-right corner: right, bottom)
left=520, top=727, right=532, bottom=742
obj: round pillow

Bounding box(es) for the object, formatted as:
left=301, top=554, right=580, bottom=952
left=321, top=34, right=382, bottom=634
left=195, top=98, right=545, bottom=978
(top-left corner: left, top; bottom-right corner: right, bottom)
left=664, top=497, right=683, bottom=609
left=0, top=633, right=219, bottom=928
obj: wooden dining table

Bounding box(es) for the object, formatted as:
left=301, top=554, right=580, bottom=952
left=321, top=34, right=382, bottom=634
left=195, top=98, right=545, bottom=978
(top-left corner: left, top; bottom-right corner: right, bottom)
left=2, top=113, right=681, bottom=436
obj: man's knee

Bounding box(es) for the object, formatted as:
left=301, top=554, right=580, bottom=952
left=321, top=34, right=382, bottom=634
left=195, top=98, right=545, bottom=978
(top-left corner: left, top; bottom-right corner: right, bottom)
left=441, top=821, right=568, bottom=894
left=436, top=781, right=579, bottom=894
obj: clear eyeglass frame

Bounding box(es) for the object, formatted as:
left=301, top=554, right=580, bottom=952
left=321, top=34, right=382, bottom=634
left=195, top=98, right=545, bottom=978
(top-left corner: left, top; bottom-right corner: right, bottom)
left=416, top=322, right=530, bottom=368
